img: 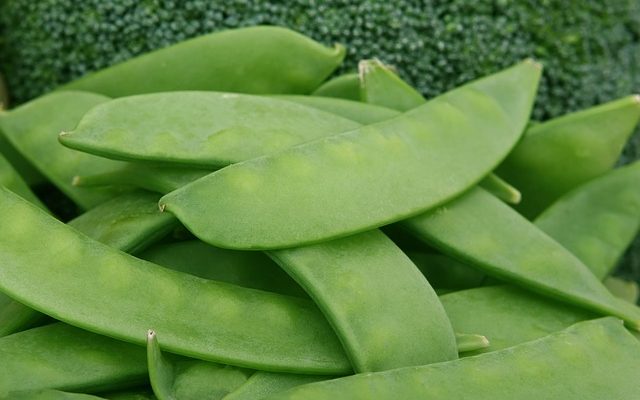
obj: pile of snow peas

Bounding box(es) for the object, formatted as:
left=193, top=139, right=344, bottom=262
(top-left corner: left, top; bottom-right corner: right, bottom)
left=0, top=26, right=639, bottom=399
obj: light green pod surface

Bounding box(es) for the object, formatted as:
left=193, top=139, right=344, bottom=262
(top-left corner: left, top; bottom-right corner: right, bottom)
left=497, top=95, right=640, bottom=218
left=604, top=276, right=640, bottom=304
left=1, top=390, right=106, bottom=400
left=440, top=285, right=596, bottom=355
left=403, top=187, right=640, bottom=329
left=61, top=92, right=360, bottom=167
left=161, top=60, right=541, bottom=249
left=534, top=161, right=640, bottom=279
left=0, top=188, right=351, bottom=374
left=0, top=323, right=147, bottom=395
left=74, top=164, right=211, bottom=195
left=273, top=95, right=400, bottom=125
left=0, top=152, right=46, bottom=209
left=407, top=252, right=487, bottom=291
left=61, top=27, right=344, bottom=97
left=269, top=230, right=458, bottom=372
left=70, top=191, right=178, bottom=254
left=0, top=91, right=127, bottom=209
left=358, top=59, right=425, bottom=112
left=267, top=318, right=640, bottom=400
left=147, top=331, right=252, bottom=400
left=222, top=372, right=328, bottom=400
left=311, top=73, right=360, bottom=101
left=138, top=240, right=306, bottom=298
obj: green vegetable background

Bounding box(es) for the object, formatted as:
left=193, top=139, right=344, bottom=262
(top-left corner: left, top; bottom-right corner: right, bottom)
left=1, top=0, right=639, bottom=282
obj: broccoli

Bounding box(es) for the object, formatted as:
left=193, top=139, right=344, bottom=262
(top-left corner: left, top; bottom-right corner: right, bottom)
left=0, top=0, right=639, bottom=279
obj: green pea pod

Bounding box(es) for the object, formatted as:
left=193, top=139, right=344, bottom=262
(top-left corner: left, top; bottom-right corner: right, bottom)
left=311, top=73, right=360, bottom=101
left=440, top=285, right=596, bottom=355
left=604, top=277, right=639, bottom=304
left=61, top=27, right=345, bottom=97
left=102, top=390, right=156, bottom=400
left=0, top=390, right=105, bottom=400
left=497, top=95, right=640, bottom=218
left=358, top=58, right=521, bottom=205
left=60, top=92, right=360, bottom=168
left=534, top=161, right=640, bottom=279
left=138, top=240, right=306, bottom=298
left=222, top=372, right=329, bottom=400
left=402, top=187, right=640, bottom=330
left=147, top=330, right=252, bottom=400
left=407, top=252, right=487, bottom=291
left=74, top=164, right=211, bottom=195
left=160, top=60, right=541, bottom=249
left=273, top=95, right=400, bottom=125
left=268, top=230, right=458, bottom=372
left=0, top=91, right=127, bottom=209
left=0, top=187, right=351, bottom=374
left=0, top=323, right=147, bottom=395
left=266, top=318, right=640, bottom=400
left=0, top=152, right=46, bottom=209
left=0, top=191, right=176, bottom=337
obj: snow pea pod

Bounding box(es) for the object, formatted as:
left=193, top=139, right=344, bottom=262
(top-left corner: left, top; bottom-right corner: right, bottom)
left=147, top=331, right=252, bottom=400
left=0, top=323, right=147, bottom=395
left=534, top=161, right=640, bottom=279
left=0, top=152, right=46, bottom=209
left=1, top=390, right=105, bottom=400
left=160, top=60, right=541, bottom=249
left=222, top=372, right=328, bottom=400
left=402, top=187, right=640, bottom=329
left=267, top=318, right=640, bottom=399
left=0, top=91, right=127, bottom=209
left=407, top=252, right=487, bottom=291
left=60, top=92, right=360, bottom=168
left=0, top=187, right=351, bottom=374
left=268, top=230, right=458, bottom=372
left=311, top=73, right=360, bottom=101
left=61, top=27, right=344, bottom=97
left=497, top=95, right=640, bottom=218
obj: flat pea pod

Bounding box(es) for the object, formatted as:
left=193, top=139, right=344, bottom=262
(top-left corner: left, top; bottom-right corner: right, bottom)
left=440, top=285, right=596, bottom=355
left=311, top=73, right=360, bottom=101
left=147, top=330, right=252, bottom=400
left=74, top=164, right=211, bottom=196
left=0, top=323, right=147, bottom=395
left=604, top=277, right=639, bottom=304
left=497, top=94, right=640, bottom=218
left=1, top=390, right=105, bottom=400
left=60, top=92, right=360, bottom=168
left=0, top=91, right=127, bottom=209
left=358, top=58, right=521, bottom=205
left=266, top=318, right=640, bottom=400
left=139, top=240, right=306, bottom=298
left=160, top=60, right=541, bottom=250
left=60, top=26, right=345, bottom=97
left=402, top=187, right=640, bottom=329
left=222, top=372, right=328, bottom=400
left=268, top=230, right=458, bottom=372
left=534, top=161, right=640, bottom=279
left=273, top=95, right=400, bottom=125
left=0, top=187, right=351, bottom=374
left=1, top=191, right=176, bottom=337
left=0, top=152, right=46, bottom=209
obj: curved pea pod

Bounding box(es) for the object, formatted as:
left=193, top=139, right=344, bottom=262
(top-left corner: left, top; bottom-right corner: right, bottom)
left=0, top=188, right=351, bottom=374
left=0, top=323, right=147, bottom=395
left=534, top=161, right=640, bottom=279
left=222, top=372, right=329, bottom=400
left=359, top=58, right=521, bottom=204
left=147, top=331, right=251, bottom=400
left=268, top=230, right=458, bottom=372
left=0, top=296, right=45, bottom=338
left=267, top=318, right=640, bottom=400
left=273, top=95, right=400, bottom=125
left=74, top=164, right=211, bottom=195
left=138, top=240, right=307, bottom=298
left=311, top=73, right=360, bottom=101
left=407, top=252, right=487, bottom=291
left=60, top=92, right=360, bottom=168
left=0, top=91, right=127, bottom=209
left=604, top=277, right=639, bottom=304
left=497, top=95, right=640, bottom=218
left=441, top=285, right=596, bottom=355
left=402, top=187, right=640, bottom=330
left=0, top=152, right=46, bottom=209
left=160, top=60, right=541, bottom=249
left=0, top=390, right=106, bottom=400
left=60, top=27, right=345, bottom=97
